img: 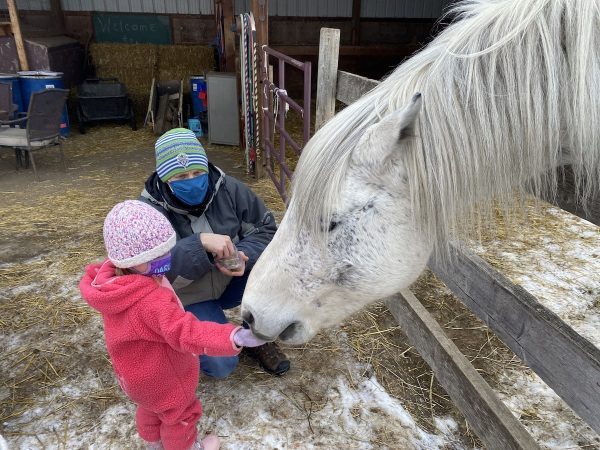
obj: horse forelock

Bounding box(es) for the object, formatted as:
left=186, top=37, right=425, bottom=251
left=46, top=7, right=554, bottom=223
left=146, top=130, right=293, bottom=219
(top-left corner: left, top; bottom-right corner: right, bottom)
left=290, top=0, right=600, bottom=252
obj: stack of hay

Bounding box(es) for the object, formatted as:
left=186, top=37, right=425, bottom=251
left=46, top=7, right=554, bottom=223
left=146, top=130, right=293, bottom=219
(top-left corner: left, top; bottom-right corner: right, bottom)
left=90, top=43, right=215, bottom=118
left=157, top=45, right=214, bottom=95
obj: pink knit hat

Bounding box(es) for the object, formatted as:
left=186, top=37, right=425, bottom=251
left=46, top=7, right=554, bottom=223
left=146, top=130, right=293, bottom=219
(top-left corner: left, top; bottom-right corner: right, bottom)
left=103, top=200, right=176, bottom=268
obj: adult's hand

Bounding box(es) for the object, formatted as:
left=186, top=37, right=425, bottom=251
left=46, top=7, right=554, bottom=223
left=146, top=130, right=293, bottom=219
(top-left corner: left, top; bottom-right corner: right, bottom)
left=199, top=233, right=236, bottom=260
left=215, top=251, right=249, bottom=277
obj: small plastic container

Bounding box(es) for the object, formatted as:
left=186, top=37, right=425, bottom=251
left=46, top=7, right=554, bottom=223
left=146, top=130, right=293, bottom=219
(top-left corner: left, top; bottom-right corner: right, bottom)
left=188, top=118, right=203, bottom=137
left=215, top=244, right=242, bottom=271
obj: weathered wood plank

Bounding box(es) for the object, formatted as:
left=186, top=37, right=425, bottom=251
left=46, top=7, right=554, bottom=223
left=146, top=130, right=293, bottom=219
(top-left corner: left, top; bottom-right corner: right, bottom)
left=335, top=70, right=379, bottom=106
left=7, top=0, right=28, bottom=70
left=251, top=0, right=269, bottom=178
left=387, top=291, right=540, bottom=450
left=315, top=28, right=340, bottom=131
left=429, top=244, right=600, bottom=435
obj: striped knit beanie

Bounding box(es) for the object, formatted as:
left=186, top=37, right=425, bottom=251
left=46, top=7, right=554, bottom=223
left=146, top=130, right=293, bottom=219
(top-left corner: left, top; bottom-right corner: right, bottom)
left=155, top=128, right=208, bottom=182
left=103, top=200, right=176, bottom=268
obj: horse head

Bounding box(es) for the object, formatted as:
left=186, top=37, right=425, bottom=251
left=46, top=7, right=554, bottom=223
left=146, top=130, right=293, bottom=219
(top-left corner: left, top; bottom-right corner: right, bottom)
left=242, top=94, right=432, bottom=344
left=243, top=0, right=600, bottom=344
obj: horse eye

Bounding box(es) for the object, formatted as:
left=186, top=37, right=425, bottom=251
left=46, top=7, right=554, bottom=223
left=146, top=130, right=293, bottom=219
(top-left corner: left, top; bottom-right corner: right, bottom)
left=328, top=221, right=339, bottom=232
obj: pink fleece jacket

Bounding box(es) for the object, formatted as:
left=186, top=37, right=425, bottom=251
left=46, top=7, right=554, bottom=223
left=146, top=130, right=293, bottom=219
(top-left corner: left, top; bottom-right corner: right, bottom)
left=79, top=260, right=241, bottom=411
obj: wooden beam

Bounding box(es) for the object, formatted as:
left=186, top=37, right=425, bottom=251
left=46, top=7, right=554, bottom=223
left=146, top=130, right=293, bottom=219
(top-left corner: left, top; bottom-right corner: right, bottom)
left=387, top=291, right=540, bottom=449
left=351, top=0, right=361, bottom=45
left=315, top=28, right=340, bottom=131
left=50, top=0, right=65, bottom=34
left=429, top=244, right=600, bottom=435
left=251, top=0, right=268, bottom=178
left=271, top=44, right=419, bottom=57
left=221, top=0, right=236, bottom=72
left=335, top=70, right=379, bottom=105
left=7, top=0, right=28, bottom=71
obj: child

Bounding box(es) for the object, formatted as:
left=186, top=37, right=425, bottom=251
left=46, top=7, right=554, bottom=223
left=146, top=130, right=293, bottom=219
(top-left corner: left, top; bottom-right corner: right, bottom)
left=80, top=200, right=265, bottom=450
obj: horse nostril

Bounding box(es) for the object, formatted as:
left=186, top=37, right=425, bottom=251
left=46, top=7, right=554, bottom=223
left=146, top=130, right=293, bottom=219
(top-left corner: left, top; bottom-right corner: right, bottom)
left=280, top=321, right=299, bottom=340
left=242, top=310, right=254, bottom=326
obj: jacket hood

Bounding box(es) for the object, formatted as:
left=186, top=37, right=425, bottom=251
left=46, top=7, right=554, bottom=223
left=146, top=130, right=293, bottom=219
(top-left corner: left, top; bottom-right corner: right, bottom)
left=141, top=163, right=225, bottom=216
left=79, top=260, right=161, bottom=315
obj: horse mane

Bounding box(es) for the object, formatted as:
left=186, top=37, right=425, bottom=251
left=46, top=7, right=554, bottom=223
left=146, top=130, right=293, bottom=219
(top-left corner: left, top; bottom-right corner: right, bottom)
left=290, top=0, right=600, bottom=251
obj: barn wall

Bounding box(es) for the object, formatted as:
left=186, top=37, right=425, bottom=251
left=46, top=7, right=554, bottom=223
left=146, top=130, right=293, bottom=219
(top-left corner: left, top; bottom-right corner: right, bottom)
left=1, top=0, right=448, bottom=92
left=1, top=0, right=454, bottom=17
left=234, top=0, right=453, bottom=18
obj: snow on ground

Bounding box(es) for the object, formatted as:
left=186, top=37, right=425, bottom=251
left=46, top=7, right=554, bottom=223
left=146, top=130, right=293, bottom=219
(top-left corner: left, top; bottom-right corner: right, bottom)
left=471, top=205, right=600, bottom=347
left=496, top=370, right=598, bottom=448
left=3, top=319, right=464, bottom=449
left=468, top=202, right=600, bottom=448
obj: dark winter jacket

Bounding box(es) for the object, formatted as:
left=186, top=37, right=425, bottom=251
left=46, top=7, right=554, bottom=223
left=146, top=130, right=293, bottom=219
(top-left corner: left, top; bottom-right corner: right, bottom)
left=139, top=163, right=277, bottom=305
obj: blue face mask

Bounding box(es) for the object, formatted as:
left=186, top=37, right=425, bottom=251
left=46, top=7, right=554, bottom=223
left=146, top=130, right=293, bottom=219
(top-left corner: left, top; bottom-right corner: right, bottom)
left=131, top=253, right=172, bottom=277
left=169, top=174, right=209, bottom=206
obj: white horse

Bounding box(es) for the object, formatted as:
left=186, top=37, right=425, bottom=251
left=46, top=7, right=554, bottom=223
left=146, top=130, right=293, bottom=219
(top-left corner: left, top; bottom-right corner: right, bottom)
left=242, top=0, right=600, bottom=344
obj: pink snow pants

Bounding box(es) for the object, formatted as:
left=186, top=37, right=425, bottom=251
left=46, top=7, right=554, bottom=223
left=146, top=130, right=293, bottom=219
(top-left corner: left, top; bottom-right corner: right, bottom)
left=135, top=396, right=202, bottom=450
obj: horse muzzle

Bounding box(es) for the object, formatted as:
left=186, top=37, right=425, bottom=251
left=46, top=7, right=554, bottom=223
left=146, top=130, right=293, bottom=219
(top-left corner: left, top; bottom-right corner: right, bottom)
left=242, top=308, right=307, bottom=343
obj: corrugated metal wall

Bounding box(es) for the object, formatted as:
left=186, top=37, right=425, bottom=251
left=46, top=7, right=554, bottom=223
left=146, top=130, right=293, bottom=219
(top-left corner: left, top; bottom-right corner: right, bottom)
left=361, top=0, right=451, bottom=18
left=0, top=0, right=453, bottom=17
left=0, top=0, right=50, bottom=10
left=59, top=0, right=214, bottom=14
left=235, top=0, right=453, bottom=18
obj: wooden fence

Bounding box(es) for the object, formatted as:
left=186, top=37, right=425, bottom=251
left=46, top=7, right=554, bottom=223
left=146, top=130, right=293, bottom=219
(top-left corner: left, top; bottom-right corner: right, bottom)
left=311, top=27, right=600, bottom=450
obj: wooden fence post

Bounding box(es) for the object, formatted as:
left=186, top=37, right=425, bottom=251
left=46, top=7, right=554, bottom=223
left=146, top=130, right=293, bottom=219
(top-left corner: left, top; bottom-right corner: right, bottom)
left=251, top=0, right=268, bottom=178
left=315, top=28, right=340, bottom=131
left=221, top=0, right=236, bottom=73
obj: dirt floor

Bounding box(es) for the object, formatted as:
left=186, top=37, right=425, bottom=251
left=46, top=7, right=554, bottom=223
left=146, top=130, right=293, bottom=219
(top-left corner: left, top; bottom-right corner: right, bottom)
left=1, top=122, right=598, bottom=449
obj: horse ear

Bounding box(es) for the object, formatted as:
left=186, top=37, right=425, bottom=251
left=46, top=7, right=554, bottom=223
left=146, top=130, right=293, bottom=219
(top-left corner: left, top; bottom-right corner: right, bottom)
left=396, top=92, right=421, bottom=141
left=353, top=92, right=422, bottom=168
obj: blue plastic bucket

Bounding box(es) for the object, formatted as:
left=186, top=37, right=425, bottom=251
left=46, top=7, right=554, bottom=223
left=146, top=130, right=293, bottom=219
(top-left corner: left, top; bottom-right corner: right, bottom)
left=190, top=75, right=207, bottom=116
left=0, top=73, right=25, bottom=114
left=18, top=71, right=70, bottom=136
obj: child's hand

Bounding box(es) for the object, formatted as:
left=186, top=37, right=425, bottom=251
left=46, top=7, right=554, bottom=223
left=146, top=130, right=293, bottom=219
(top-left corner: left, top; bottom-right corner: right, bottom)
left=233, top=328, right=267, bottom=347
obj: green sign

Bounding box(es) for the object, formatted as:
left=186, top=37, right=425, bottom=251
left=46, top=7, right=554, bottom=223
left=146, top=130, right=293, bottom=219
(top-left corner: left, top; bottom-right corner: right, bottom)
left=93, top=13, right=171, bottom=45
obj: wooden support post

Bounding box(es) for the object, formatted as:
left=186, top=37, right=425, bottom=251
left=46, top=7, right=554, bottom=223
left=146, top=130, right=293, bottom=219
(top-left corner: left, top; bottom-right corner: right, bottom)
left=351, top=0, right=361, bottom=46
left=7, top=0, right=28, bottom=71
left=221, top=0, right=236, bottom=73
left=315, top=28, right=340, bottom=131
left=50, top=0, right=65, bottom=35
left=251, top=0, right=268, bottom=178
left=387, top=291, right=540, bottom=450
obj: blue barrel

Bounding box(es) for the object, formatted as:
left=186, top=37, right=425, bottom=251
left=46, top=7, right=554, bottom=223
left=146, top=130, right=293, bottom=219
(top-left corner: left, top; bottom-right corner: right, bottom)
left=0, top=73, right=25, bottom=114
left=18, top=71, right=70, bottom=136
left=190, top=75, right=207, bottom=116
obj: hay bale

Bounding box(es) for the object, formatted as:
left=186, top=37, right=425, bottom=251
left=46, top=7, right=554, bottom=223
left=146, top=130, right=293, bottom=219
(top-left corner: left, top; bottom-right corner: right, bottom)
left=90, top=43, right=216, bottom=117
left=157, top=45, right=215, bottom=94
left=90, top=42, right=157, bottom=116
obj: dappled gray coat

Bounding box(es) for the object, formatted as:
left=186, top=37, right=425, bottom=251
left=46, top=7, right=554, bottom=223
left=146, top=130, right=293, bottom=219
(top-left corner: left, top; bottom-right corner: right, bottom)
left=139, top=163, right=277, bottom=306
